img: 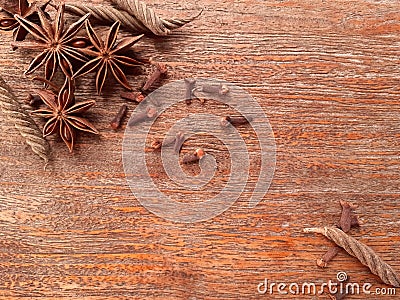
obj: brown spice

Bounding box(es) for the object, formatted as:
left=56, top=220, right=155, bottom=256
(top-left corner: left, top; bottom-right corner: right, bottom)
left=151, top=132, right=185, bottom=153
left=71, top=20, right=143, bottom=95
left=220, top=116, right=253, bottom=127
left=196, top=83, right=229, bottom=95
left=26, top=93, right=42, bottom=107
left=173, top=132, right=185, bottom=154
left=32, top=78, right=98, bottom=153
left=182, top=148, right=205, bottom=164
left=316, top=246, right=340, bottom=268
left=121, top=91, right=145, bottom=103
left=339, top=200, right=358, bottom=232
left=141, top=61, right=167, bottom=92
left=184, top=78, right=196, bottom=105
left=128, top=107, right=157, bottom=126
left=12, top=4, right=90, bottom=81
left=151, top=136, right=175, bottom=150
left=69, top=38, right=91, bottom=48
left=110, top=104, right=128, bottom=130
left=304, top=226, right=400, bottom=287
left=317, top=200, right=360, bottom=268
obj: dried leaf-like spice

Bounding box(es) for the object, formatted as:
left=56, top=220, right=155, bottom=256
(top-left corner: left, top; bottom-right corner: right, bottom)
left=0, top=75, right=50, bottom=164
left=304, top=226, right=400, bottom=287
left=64, top=2, right=201, bottom=36
left=0, top=0, right=49, bottom=43
left=73, top=20, right=143, bottom=95
left=12, top=3, right=90, bottom=81
left=32, top=78, right=98, bottom=152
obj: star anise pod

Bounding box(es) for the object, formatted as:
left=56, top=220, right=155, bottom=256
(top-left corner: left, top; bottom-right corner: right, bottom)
left=11, top=3, right=90, bottom=81
left=32, top=78, right=99, bottom=152
left=72, top=20, right=143, bottom=95
left=0, top=0, right=49, bottom=43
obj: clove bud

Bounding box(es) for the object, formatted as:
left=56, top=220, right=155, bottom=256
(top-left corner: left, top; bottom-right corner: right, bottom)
left=182, top=148, right=205, bottom=164
left=316, top=246, right=340, bottom=268
left=151, top=132, right=185, bottom=153
left=220, top=116, right=253, bottom=127
left=184, top=78, right=196, bottom=105
left=142, top=61, right=168, bottom=92
left=26, top=93, right=42, bottom=106
left=196, top=83, right=229, bottom=95
left=151, top=136, right=175, bottom=150
left=339, top=200, right=358, bottom=232
left=173, top=132, right=185, bottom=154
left=128, top=107, right=157, bottom=127
left=121, top=91, right=145, bottom=103
left=317, top=200, right=360, bottom=269
left=110, top=104, right=128, bottom=130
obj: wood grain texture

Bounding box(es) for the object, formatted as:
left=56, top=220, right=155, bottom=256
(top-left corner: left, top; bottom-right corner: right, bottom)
left=0, top=0, right=399, bottom=299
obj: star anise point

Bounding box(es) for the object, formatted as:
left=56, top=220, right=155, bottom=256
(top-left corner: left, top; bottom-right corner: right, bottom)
left=72, top=20, right=143, bottom=95
left=13, top=3, right=90, bottom=81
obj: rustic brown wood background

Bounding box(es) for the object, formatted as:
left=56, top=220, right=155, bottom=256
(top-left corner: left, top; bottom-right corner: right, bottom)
left=0, top=0, right=399, bottom=299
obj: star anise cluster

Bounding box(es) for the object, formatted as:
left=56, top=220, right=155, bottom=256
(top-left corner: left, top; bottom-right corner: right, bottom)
left=1, top=1, right=145, bottom=152
left=32, top=77, right=98, bottom=152
left=0, top=0, right=49, bottom=43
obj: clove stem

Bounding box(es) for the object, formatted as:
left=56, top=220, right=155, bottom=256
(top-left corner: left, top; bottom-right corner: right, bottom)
left=110, top=104, right=128, bottom=130
left=184, top=78, right=196, bottom=105
left=121, top=91, right=145, bottom=103
left=142, top=62, right=167, bottom=92
left=26, top=94, right=42, bottom=106
left=220, top=116, right=253, bottom=127
left=318, top=200, right=360, bottom=268
left=182, top=148, right=205, bottom=164
left=173, top=132, right=185, bottom=154
left=196, top=83, right=229, bottom=95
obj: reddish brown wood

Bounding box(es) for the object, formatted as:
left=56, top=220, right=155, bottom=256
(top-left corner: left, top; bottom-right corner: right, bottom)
left=0, top=0, right=399, bottom=299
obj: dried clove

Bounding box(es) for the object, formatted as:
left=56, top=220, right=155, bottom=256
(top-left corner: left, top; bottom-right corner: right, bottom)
left=220, top=115, right=253, bottom=127
left=110, top=104, right=128, bottom=130
left=318, top=200, right=360, bottom=268
left=26, top=93, right=42, bottom=107
left=173, top=132, right=185, bottom=154
left=151, top=132, right=185, bottom=153
left=151, top=135, right=176, bottom=150
left=128, top=107, right=157, bottom=127
left=316, top=246, right=340, bottom=268
left=141, top=61, right=168, bottom=92
left=195, top=83, right=229, bottom=96
left=121, top=91, right=145, bottom=103
left=184, top=78, right=196, bottom=105
left=350, top=215, right=360, bottom=228
left=182, top=148, right=205, bottom=164
left=339, top=200, right=358, bottom=232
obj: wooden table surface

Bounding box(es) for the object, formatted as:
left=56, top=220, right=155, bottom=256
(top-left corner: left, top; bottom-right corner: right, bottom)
left=0, top=0, right=399, bottom=299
